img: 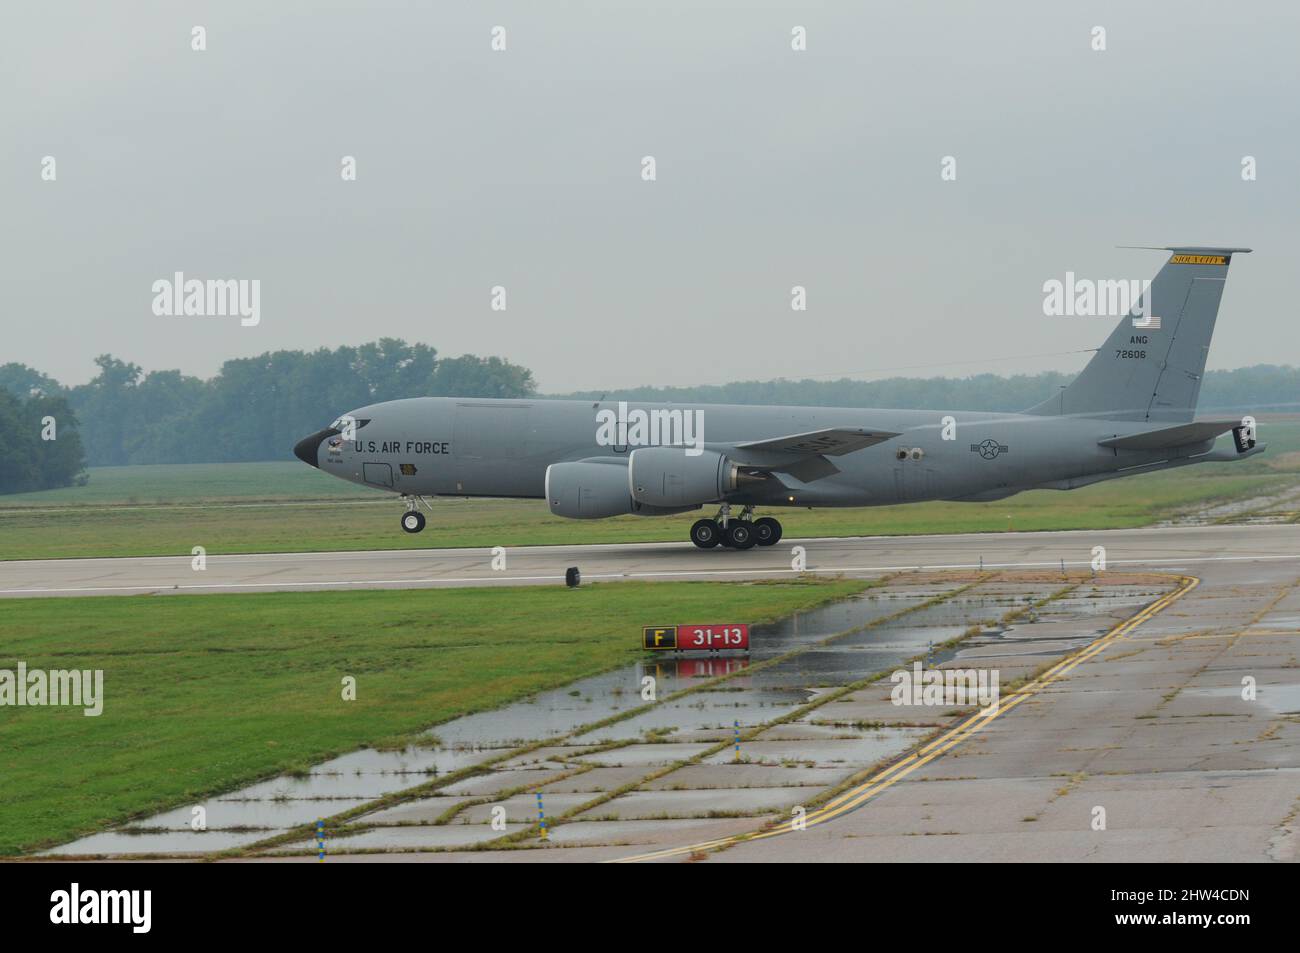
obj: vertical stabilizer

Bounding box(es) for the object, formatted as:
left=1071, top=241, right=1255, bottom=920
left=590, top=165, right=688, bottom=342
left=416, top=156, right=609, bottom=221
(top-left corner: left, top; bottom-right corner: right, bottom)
left=1025, top=247, right=1249, bottom=421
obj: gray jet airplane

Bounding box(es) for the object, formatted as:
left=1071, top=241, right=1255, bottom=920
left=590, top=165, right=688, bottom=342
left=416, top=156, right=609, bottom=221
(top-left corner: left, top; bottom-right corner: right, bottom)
left=294, top=247, right=1263, bottom=550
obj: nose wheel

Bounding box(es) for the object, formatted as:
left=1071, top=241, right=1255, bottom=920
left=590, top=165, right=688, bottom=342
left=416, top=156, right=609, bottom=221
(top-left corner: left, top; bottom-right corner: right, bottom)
left=400, top=496, right=429, bottom=534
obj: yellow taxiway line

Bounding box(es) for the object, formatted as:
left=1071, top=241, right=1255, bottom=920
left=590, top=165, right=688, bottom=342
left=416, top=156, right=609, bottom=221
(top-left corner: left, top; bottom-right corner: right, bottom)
left=614, top=574, right=1199, bottom=863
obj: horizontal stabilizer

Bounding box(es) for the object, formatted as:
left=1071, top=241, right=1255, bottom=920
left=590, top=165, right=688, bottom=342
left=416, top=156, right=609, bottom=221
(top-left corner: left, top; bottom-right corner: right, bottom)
left=735, top=427, right=899, bottom=456
left=1098, top=419, right=1242, bottom=451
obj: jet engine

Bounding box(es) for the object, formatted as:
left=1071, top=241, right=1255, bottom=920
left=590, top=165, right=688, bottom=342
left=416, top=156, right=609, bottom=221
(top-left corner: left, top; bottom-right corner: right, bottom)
left=629, top=447, right=759, bottom=507
left=546, top=461, right=699, bottom=519
left=546, top=461, right=635, bottom=519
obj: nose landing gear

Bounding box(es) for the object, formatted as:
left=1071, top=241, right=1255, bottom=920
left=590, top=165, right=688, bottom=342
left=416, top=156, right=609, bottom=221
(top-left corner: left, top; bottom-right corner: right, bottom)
left=689, top=505, right=782, bottom=550
left=400, top=495, right=429, bottom=533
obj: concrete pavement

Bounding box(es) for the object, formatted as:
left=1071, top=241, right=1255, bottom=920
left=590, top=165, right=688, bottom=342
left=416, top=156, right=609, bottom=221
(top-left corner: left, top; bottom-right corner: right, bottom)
left=3, top=523, right=1299, bottom=597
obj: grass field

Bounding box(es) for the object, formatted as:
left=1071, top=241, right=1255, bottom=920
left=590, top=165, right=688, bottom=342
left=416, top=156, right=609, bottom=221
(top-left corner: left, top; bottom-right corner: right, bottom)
left=2, top=419, right=1297, bottom=560
left=0, top=461, right=378, bottom=507
left=0, top=577, right=868, bottom=856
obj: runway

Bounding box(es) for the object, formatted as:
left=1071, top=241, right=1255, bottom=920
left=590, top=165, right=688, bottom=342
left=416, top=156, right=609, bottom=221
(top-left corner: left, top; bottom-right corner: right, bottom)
left=3, top=523, right=1299, bottom=597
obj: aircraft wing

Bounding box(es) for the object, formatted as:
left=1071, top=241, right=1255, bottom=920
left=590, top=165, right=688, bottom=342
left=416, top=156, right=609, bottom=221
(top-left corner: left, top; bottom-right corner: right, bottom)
left=734, top=427, right=900, bottom=457
left=1098, top=419, right=1244, bottom=451
left=728, top=427, right=902, bottom=483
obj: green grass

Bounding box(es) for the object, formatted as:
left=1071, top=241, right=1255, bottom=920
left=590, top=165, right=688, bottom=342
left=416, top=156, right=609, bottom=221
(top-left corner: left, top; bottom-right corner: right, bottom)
left=2, top=420, right=1297, bottom=560
left=0, top=461, right=376, bottom=507
left=0, top=577, right=868, bottom=856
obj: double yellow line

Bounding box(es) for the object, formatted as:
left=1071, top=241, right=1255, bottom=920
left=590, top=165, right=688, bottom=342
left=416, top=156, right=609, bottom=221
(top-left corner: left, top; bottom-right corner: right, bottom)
left=615, top=574, right=1198, bottom=863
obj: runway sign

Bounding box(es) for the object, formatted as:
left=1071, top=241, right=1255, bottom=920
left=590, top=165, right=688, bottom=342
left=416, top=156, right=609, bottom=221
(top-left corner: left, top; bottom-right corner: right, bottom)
left=642, top=624, right=749, bottom=651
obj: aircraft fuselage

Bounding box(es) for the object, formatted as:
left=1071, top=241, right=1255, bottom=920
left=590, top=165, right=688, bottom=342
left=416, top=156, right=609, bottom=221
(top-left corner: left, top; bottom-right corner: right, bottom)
left=297, top=396, right=1230, bottom=507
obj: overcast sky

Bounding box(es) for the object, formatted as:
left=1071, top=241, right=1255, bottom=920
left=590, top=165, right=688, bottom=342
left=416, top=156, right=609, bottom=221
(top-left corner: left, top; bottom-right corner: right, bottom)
left=4, top=1, right=1298, bottom=393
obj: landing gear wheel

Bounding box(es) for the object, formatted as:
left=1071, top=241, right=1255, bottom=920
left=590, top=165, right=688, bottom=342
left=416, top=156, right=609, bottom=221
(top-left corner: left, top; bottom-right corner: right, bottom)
left=690, top=518, right=722, bottom=549
left=724, top=520, right=756, bottom=550
left=753, top=517, right=783, bottom=546
left=401, top=511, right=426, bottom=534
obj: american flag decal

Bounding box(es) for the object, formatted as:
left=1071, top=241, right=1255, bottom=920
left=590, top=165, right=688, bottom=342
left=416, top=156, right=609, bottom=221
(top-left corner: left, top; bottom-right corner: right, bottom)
left=1131, top=314, right=1161, bottom=329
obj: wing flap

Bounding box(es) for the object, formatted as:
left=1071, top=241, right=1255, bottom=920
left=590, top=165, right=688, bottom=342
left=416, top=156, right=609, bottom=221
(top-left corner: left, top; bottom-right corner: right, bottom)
left=735, top=427, right=900, bottom=456
left=776, top=456, right=841, bottom=482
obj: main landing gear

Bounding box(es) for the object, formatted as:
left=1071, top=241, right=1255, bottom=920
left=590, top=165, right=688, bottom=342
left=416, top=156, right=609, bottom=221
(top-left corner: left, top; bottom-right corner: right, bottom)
left=690, top=504, right=782, bottom=550
left=400, top=495, right=429, bottom=533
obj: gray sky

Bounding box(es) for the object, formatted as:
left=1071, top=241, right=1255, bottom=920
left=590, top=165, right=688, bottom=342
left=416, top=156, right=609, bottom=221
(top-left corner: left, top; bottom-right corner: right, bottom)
left=4, top=1, right=1298, bottom=393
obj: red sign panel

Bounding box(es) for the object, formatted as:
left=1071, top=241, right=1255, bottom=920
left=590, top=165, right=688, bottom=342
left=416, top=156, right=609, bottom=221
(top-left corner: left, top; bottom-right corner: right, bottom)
left=679, top=623, right=749, bottom=650
left=642, top=624, right=749, bottom=651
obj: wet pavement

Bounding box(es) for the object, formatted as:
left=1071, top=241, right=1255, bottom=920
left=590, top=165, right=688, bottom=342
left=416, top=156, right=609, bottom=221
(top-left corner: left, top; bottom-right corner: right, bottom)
left=42, top=572, right=1171, bottom=859
left=203, top=552, right=1298, bottom=864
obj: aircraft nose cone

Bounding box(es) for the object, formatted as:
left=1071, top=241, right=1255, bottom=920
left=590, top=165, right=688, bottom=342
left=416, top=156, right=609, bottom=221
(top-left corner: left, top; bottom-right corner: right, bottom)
left=293, top=429, right=333, bottom=468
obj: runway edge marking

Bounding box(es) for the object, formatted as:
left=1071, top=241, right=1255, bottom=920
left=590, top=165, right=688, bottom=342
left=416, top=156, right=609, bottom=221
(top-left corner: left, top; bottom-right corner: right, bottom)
left=612, top=573, right=1199, bottom=863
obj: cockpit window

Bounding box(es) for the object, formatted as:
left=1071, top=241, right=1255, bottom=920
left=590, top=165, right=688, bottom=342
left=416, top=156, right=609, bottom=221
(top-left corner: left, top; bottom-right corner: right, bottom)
left=329, top=417, right=371, bottom=430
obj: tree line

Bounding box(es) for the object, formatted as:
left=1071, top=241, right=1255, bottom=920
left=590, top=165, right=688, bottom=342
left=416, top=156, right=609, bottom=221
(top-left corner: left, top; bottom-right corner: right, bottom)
left=554, top=365, right=1300, bottom=416
left=0, top=340, right=536, bottom=475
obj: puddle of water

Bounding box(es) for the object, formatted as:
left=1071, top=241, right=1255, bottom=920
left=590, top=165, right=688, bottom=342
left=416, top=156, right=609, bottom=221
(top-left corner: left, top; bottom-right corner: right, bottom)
left=454, top=792, right=592, bottom=825
left=41, top=828, right=283, bottom=856
left=226, top=749, right=489, bottom=802
left=270, top=824, right=531, bottom=852
left=350, top=796, right=478, bottom=825
left=46, top=580, right=1156, bottom=857
left=570, top=588, right=971, bottom=739
left=574, top=742, right=716, bottom=767
left=744, top=590, right=948, bottom=660
left=425, top=591, right=952, bottom=751
left=569, top=688, right=806, bottom=743
left=120, top=798, right=375, bottom=832
left=50, top=744, right=497, bottom=856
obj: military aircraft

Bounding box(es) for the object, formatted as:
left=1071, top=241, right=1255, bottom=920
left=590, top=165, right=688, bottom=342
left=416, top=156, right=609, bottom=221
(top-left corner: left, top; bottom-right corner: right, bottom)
left=294, top=247, right=1262, bottom=550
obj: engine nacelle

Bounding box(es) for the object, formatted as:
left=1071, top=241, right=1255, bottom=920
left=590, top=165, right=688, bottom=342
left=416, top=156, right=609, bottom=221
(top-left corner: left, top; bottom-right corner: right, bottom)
left=546, top=460, right=699, bottom=519
left=629, top=447, right=735, bottom=507
left=545, top=461, right=636, bottom=519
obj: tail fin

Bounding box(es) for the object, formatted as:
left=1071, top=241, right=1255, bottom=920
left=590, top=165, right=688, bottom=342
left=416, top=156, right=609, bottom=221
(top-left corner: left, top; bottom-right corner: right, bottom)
left=1025, top=246, right=1250, bottom=421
